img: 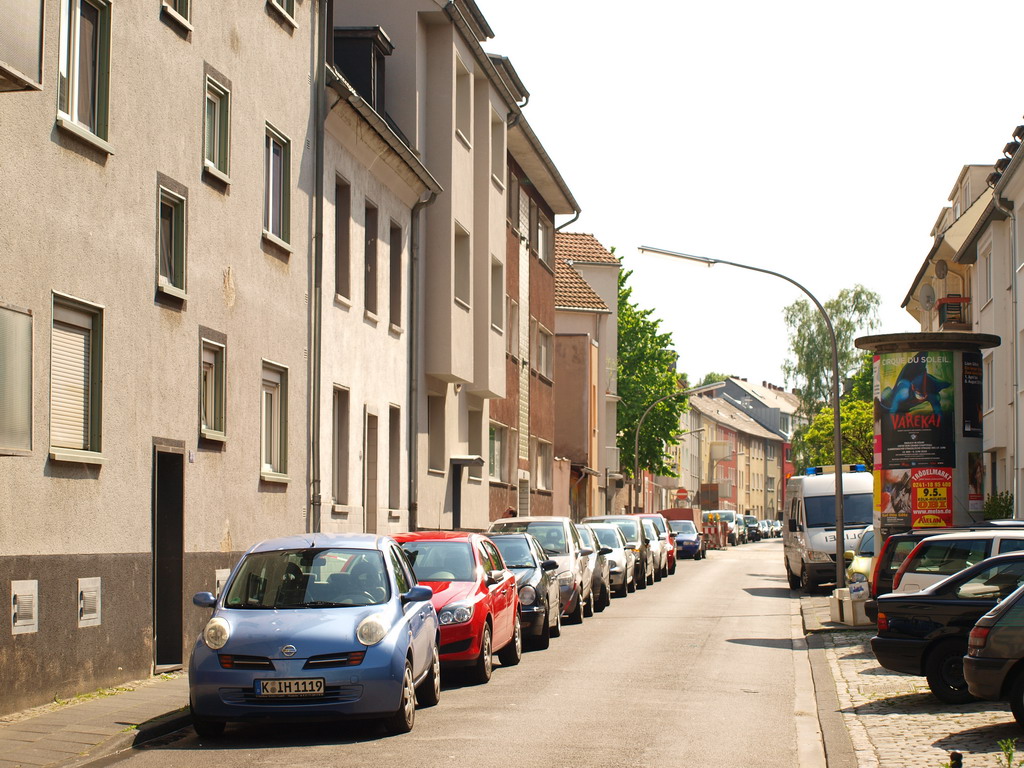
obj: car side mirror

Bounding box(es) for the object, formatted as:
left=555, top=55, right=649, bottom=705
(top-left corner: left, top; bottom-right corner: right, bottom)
left=486, top=570, right=505, bottom=585
left=579, top=547, right=594, bottom=557
left=193, top=592, right=217, bottom=608
left=598, top=546, right=613, bottom=556
left=402, top=585, right=433, bottom=603
left=541, top=559, right=558, bottom=571
left=788, top=519, right=800, bottom=533
left=844, top=550, right=855, bottom=562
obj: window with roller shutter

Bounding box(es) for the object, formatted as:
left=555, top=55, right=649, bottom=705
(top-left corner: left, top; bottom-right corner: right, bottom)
left=50, top=296, right=102, bottom=462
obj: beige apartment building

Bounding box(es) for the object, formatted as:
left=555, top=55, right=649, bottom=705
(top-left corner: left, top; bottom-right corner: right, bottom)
left=0, top=1, right=315, bottom=714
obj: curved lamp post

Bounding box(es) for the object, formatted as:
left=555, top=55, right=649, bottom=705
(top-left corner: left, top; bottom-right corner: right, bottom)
left=631, top=387, right=701, bottom=514
left=638, top=245, right=847, bottom=589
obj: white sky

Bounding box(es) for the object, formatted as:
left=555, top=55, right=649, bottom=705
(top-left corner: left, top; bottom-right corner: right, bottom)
left=477, top=0, right=1023, bottom=389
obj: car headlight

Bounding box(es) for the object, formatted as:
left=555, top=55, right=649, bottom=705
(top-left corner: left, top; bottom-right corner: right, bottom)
left=807, top=550, right=833, bottom=563
left=519, top=586, right=537, bottom=606
left=849, top=571, right=868, bottom=583
left=356, top=613, right=391, bottom=646
left=438, top=602, right=474, bottom=625
left=202, top=617, right=230, bottom=650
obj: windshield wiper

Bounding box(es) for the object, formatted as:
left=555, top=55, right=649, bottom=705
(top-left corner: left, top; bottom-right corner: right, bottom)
left=294, top=601, right=353, bottom=608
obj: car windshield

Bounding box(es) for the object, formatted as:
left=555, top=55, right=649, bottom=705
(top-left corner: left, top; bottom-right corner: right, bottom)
left=745, top=516, right=757, bottom=525
left=224, top=548, right=390, bottom=609
left=670, top=521, right=696, bottom=535
left=642, top=519, right=658, bottom=538
left=648, top=517, right=667, bottom=535
left=400, top=540, right=476, bottom=581
left=590, top=526, right=623, bottom=549
left=492, top=522, right=567, bottom=555
left=952, top=560, right=1024, bottom=601
left=905, top=538, right=992, bottom=577
left=857, top=530, right=876, bottom=556
left=608, top=519, right=640, bottom=542
left=578, top=527, right=596, bottom=549
left=718, top=511, right=736, bottom=523
left=491, top=537, right=535, bottom=569
left=804, top=493, right=873, bottom=528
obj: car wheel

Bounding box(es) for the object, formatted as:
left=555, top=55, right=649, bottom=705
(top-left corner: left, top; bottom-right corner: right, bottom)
left=190, top=702, right=225, bottom=739
left=532, top=609, right=551, bottom=650
left=550, top=605, right=562, bottom=637
left=566, top=592, right=584, bottom=624
left=615, top=578, right=628, bottom=598
left=498, top=615, right=523, bottom=667
left=583, top=588, right=595, bottom=617
left=653, top=563, right=662, bottom=582
left=415, top=643, right=441, bottom=707
left=800, top=564, right=815, bottom=593
left=383, top=662, right=416, bottom=734
left=786, top=561, right=801, bottom=590
left=924, top=640, right=976, bottom=704
left=626, top=574, right=637, bottom=593
left=669, top=560, right=676, bottom=575
left=469, top=624, right=493, bottom=684
left=645, top=563, right=654, bottom=586
left=596, top=584, right=609, bottom=611
left=1009, top=670, right=1024, bottom=727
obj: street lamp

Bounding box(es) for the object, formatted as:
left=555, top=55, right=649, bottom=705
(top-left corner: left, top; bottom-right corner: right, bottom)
left=631, top=388, right=701, bottom=514
left=638, top=245, right=847, bottom=588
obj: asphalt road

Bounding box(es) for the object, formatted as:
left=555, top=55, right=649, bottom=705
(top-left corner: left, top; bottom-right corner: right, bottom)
left=124, top=539, right=806, bottom=768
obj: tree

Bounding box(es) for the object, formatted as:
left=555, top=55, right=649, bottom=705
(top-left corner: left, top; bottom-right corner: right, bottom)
left=617, top=269, right=688, bottom=479
left=799, top=400, right=874, bottom=469
left=782, top=285, right=880, bottom=418
left=699, top=371, right=730, bottom=387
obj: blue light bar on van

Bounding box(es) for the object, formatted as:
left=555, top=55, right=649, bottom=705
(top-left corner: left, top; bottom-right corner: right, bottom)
left=804, top=464, right=869, bottom=476
left=805, top=467, right=823, bottom=476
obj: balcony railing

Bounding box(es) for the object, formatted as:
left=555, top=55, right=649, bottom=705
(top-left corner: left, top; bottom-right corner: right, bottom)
left=937, top=296, right=971, bottom=330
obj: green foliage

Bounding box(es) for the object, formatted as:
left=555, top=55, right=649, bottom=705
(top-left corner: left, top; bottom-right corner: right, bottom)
left=782, top=285, right=880, bottom=418
left=997, top=738, right=1024, bottom=768
left=846, top=352, right=874, bottom=402
left=699, top=371, right=730, bottom=387
left=617, top=270, right=688, bottom=478
left=797, top=400, right=874, bottom=469
left=984, top=491, right=1015, bottom=520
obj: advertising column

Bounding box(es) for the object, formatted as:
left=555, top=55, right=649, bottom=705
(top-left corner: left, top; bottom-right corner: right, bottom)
left=856, top=333, right=1000, bottom=539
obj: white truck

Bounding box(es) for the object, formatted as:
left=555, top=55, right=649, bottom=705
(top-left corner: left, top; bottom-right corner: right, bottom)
left=783, top=464, right=874, bottom=592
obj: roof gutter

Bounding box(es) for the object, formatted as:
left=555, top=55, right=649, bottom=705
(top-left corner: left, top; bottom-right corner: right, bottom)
left=991, top=181, right=1018, bottom=510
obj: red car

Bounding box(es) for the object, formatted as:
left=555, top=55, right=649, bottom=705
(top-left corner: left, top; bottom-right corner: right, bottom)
left=394, top=532, right=521, bottom=684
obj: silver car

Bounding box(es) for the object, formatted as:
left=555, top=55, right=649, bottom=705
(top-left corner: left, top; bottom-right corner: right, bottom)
left=587, top=515, right=653, bottom=589
left=577, top=525, right=612, bottom=612
left=487, top=516, right=594, bottom=624
left=583, top=522, right=635, bottom=597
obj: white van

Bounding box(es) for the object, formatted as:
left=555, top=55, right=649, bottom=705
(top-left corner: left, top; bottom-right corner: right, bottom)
left=783, top=465, right=874, bottom=591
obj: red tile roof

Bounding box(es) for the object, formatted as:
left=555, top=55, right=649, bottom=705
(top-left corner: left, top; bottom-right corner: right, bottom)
left=554, top=232, right=620, bottom=265
left=555, top=258, right=609, bottom=311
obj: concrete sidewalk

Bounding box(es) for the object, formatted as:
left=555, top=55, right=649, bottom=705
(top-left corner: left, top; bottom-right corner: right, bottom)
left=0, top=673, right=190, bottom=768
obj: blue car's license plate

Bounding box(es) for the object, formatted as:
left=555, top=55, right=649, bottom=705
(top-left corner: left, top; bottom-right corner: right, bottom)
left=256, top=678, right=325, bottom=697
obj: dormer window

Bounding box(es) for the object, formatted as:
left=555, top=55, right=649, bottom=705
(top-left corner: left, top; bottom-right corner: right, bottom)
left=333, top=26, right=393, bottom=114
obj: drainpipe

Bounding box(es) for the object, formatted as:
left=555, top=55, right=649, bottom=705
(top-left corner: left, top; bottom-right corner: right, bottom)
left=309, top=0, right=329, bottom=534
left=408, top=189, right=439, bottom=531
left=993, top=192, right=1019, bottom=508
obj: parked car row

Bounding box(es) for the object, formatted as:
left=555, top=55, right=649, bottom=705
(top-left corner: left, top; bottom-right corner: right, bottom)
left=187, top=512, right=692, bottom=737
left=865, top=521, right=1024, bottom=721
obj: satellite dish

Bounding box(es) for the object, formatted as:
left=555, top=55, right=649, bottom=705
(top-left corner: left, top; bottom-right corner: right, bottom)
left=935, top=259, right=949, bottom=279
left=919, top=283, right=936, bottom=311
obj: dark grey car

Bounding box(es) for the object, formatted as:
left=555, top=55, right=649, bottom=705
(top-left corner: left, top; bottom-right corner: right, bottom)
left=965, top=571, right=1024, bottom=725
left=577, top=525, right=612, bottom=612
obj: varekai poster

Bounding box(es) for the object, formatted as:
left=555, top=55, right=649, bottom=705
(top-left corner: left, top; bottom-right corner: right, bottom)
left=876, top=351, right=955, bottom=470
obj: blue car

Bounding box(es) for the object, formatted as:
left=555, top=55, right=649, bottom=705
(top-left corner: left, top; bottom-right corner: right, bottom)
left=669, top=519, right=704, bottom=561
left=189, top=533, right=439, bottom=737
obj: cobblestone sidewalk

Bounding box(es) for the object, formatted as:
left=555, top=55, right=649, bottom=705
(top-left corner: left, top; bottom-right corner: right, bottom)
left=824, top=631, right=1024, bottom=768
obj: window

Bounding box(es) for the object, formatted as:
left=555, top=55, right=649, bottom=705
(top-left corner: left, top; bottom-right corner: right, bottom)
left=507, top=172, right=520, bottom=228
left=427, top=395, right=445, bottom=472
left=335, top=179, right=351, bottom=298
left=364, top=201, right=378, bottom=316
left=490, top=109, right=504, bottom=188
left=981, top=246, right=993, bottom=305
left=468, top=408, right=482, bottom=480
left=454, top=223, right=470, bottom=307
left=267, top=0, right=296, bottom=26
left=0, top=0, right=44, bottom=89
left=388, top=406, right=400, bottom=509
left=389, top=222, right=402, bottom=327
left=200, top=340, right=225, bottom=439
left=489, top=423, right=507, bottom=482
left=57, top=0, right=111, bottom=149
left=161, top=0, right=190, bottom=29
left=263, top=123, right=290, bottom=246
left=537, top=216, right=554, bottom=268
left=506, top=298, right=519, bottom=356
left=530, top=438, right=552, bottom=490
left=536, top=326, right=553, bottom=379
left=332, top=387, right=349, bottom=504
left=455, top=56, right=470, bottom=146
left=0, top=301, right=33, bottom=454
left=260, top=363, right=287, bottom=479
left=204, top=77, right=230, bottom=180
left=490, top=259, right=503, bottom=332
left=50, top=296, right=103, bottom=461
left=984, top=354, right=993, bottom=412
left=157, top=181, right=187, bottom=297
